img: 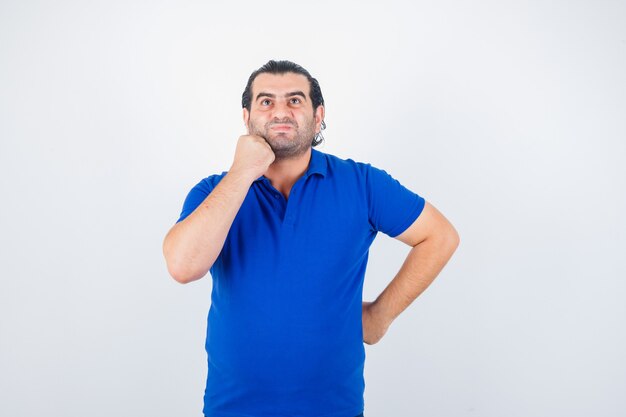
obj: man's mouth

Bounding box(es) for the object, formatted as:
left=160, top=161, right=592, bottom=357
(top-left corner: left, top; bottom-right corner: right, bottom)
left=270, top=124, right=294, bottom=131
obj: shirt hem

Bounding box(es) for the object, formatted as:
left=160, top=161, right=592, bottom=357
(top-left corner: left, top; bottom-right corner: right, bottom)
left=203, top=404, right=364, bottom=417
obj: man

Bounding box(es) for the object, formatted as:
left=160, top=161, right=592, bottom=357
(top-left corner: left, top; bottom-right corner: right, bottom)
left=162, top=60, right=459, bottom=417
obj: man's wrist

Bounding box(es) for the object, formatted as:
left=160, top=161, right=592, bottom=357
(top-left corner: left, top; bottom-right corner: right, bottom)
left=226, top=167, right=258, bottom=185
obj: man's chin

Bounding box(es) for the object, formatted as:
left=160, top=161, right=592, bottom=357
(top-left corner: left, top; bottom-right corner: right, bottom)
left=271, top=143, right=310, bottom=160
left=267, top=131, right=295, bottom=141
left=266, top=134, right=297, bottom=149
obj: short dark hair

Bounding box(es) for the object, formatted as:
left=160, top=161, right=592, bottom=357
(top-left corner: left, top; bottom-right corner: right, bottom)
left=242, top=60, right=326, bottom=147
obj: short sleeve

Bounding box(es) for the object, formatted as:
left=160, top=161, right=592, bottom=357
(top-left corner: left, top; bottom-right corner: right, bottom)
left=365, top=164, right=426, bottom=237
left=175, top=174, right=224, bottom=224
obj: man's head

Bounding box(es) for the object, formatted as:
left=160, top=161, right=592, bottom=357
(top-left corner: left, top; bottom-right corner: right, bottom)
left=242, top=60, right=326, bottom=159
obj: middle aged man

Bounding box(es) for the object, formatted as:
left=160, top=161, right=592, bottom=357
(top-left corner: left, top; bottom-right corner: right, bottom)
left=163, top=59, right=460, bottom=417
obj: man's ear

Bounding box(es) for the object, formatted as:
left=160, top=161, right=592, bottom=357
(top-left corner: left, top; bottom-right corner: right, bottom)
left=315, top=105, right=325, bottom=133
left=242, top=108, right=250, bottom=134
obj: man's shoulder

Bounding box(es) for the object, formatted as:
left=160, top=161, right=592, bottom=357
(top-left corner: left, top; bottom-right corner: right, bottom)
left=192, top=170, right=229, bottom=192
left=316, top=149, right=409, bottom=194
left=315, top=148, right=373, bottom=174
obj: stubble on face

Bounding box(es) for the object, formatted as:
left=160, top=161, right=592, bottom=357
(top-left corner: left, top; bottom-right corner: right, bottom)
left=247, top=115, right=317, bottom=161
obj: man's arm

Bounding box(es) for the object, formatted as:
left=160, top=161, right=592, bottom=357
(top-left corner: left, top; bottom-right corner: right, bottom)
left=163, top=170, right=255, bottom=284
left=162, top=134, right=275, bottom=284
left=362, top=201, right=460, bottom=344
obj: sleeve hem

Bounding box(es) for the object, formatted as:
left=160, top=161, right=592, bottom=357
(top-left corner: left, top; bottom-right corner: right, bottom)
left=387, top=196, right=426, bottom=238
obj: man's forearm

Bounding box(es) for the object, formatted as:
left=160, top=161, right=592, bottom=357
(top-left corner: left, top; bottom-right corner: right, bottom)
left=370, top=234, right=459, bottom=326
left=163, top=169, right=254, bottom=283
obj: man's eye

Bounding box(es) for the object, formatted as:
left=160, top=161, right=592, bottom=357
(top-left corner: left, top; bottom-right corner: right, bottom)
left=290, top=98, right=301, bottom=104
left=261, top=99, right=271, bottom=105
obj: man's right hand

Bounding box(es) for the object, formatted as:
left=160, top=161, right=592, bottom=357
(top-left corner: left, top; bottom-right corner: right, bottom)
left=229, top=134, right=275, bottom=181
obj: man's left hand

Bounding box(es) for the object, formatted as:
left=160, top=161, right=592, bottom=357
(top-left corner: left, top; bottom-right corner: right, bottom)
left=362, top=301, right=392, bottom=345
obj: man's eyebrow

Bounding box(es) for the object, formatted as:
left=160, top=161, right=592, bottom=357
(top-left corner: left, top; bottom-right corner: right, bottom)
left=255, top=91, right=307, bottom=101
left=286, top=91, right=307, bottom=100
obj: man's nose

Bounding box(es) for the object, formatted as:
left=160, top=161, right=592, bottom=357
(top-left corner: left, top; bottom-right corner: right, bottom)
left=272, top=101, right=292, bottom=119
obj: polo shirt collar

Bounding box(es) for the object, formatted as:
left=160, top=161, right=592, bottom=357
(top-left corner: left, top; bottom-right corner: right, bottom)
left=253, top=147, right=327, bottom=183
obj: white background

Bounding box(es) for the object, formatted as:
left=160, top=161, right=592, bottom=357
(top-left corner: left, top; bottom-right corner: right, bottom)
left=1, top=1, right=625, bottom=416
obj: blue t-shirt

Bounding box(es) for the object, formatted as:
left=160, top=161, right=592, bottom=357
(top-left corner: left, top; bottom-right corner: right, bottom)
left=176, top=148, right=426, bottom=417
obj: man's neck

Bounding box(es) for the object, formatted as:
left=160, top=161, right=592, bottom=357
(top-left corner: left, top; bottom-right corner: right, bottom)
left=264, top=147, right=312, bottom=198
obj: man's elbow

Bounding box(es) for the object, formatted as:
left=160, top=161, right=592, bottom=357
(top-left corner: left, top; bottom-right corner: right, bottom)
left=163, top=233, right=207, bottom=284
left=425, top=223, right=460, bottom=256
left=166, top=262, right=207, bottom=284
left=443, top=224, right=460, bottom=256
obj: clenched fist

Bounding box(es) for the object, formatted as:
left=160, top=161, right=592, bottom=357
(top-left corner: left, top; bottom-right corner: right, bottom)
left=229, top=134, right=276, bottom=181
left=362, top=301, right=392, bottom=345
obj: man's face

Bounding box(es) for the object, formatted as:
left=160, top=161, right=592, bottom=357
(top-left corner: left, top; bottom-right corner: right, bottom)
left=243, top=72, right=324, bottom=161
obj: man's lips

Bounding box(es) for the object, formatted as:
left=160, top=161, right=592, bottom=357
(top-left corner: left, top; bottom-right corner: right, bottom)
left=270, top=124, right=295, bottom=131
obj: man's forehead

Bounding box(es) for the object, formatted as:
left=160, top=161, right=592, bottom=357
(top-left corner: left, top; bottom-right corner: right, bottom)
left=252, top=72, right=310, bottom=96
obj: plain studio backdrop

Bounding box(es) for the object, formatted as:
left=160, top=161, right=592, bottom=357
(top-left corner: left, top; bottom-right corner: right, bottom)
left=1, top=1, right=624, bottom=416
